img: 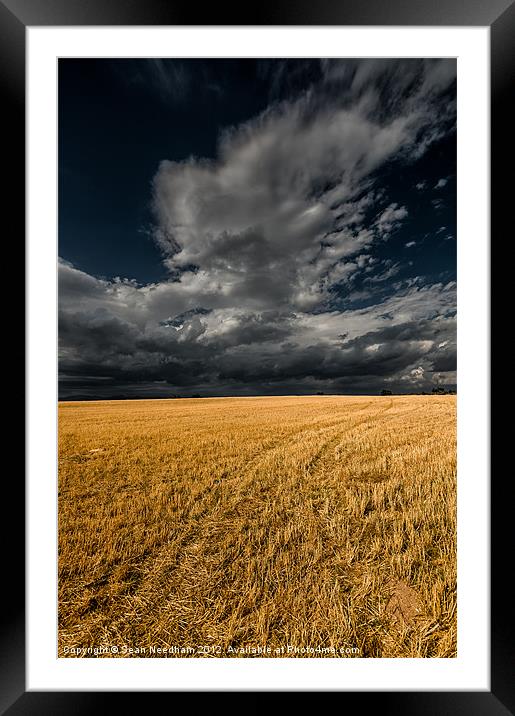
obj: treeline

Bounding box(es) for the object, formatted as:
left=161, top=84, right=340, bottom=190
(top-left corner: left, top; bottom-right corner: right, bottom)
left=380, top=388, right=457, bottom=396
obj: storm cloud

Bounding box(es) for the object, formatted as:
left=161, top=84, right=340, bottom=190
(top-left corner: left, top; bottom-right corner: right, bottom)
left=58, top=59, right=457, bottom=398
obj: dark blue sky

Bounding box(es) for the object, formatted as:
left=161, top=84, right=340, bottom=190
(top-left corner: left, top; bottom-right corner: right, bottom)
left=58, top=59, right=456, bottom=398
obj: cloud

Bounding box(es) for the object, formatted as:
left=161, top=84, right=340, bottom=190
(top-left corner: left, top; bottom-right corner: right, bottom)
left=405, top=241, right=416, bottom=248
left=152, top=111, right=409, bottom=311
left=151, top=61, right=454, bottom=314
left=148, top=59, right=190, bottom=103
left=374, top=204, right=408, bottom=239
left=122, top=59, right=194, bottom=105
left=59, top=256, right=456, bottom=396
left=126, top=59, right=223, bottom=106
left=435, top=177, right=448, bottom=188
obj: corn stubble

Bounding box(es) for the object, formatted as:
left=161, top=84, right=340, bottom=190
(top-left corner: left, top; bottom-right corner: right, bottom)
left=58, top=395, right=456, bottom=658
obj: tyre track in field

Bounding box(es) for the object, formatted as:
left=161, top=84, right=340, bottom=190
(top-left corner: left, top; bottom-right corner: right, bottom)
left=206, top=400, right=380, bottom=489
left=300, top=400, right=397, bottom=479
left=302, top=401, right=400, bottom=482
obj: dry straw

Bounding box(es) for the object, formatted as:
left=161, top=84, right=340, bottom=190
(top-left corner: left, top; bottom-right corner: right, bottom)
left=58, top=395, right=456, bottom=658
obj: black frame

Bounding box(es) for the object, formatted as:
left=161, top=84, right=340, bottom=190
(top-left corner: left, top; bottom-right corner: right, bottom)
left=3, top=0, right=509, bottom=712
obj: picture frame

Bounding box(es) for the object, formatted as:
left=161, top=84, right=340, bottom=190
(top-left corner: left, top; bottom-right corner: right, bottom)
left=3, top=0, right=507, bottom=711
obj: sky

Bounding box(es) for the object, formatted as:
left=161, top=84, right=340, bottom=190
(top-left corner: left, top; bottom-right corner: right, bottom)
left=58, top=58, right=456, bottom=399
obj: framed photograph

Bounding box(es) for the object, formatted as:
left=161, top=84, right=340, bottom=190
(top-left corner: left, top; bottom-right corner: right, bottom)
left=3, top=0, right=508, bottom=711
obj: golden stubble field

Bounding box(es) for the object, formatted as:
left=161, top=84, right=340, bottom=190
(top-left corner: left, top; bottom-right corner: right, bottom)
left=58, top=395, right=456, bottom=658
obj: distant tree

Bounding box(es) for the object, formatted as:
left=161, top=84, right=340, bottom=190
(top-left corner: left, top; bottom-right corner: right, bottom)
left=316, top=391, right=325, bottom=395
left=381, top=389, right=393, bottom=396
left=431, top=386, right=446, bottom=395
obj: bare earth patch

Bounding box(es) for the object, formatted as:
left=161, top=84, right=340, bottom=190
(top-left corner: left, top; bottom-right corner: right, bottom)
left=386, top=580, right=425, bottom=627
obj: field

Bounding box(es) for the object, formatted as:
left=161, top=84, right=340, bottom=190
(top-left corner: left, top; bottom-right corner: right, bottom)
left=58, top=395, right=456, bottom=658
